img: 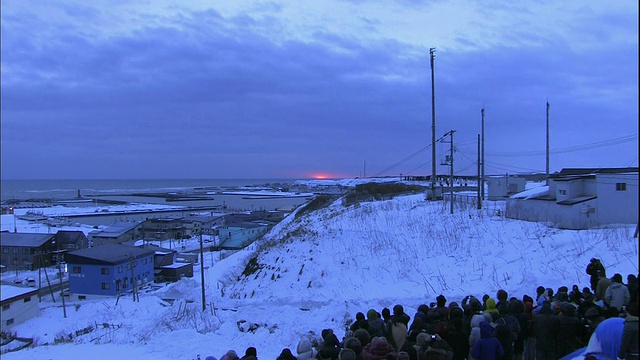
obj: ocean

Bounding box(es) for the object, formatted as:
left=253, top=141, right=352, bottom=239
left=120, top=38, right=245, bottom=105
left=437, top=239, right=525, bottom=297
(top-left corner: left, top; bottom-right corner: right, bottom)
left=0, top=179, right=313, bottom=213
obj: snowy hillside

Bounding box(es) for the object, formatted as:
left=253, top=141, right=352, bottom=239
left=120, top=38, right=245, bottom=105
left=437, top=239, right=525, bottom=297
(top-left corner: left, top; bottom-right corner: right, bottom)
left=2, top=194, right=638, bottom=360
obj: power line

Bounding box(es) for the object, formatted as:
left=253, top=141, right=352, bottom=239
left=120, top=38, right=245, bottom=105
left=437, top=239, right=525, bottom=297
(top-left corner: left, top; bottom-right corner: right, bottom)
left=487, top=134, right=637, bottom=157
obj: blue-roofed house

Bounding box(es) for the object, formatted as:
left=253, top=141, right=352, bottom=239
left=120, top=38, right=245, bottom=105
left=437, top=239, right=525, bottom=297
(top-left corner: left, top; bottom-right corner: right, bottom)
left=65, top=244, right=154, bottom=299
left=89, top=222, right=142, bottom=246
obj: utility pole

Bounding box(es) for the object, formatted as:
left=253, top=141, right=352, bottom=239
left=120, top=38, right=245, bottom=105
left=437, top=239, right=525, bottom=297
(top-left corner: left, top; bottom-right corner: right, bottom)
left=130, top=254, right=137, bottom=302
left=477, top=134, right=482, bottom=209
left=481, top=107, right=485, bottom=200
left=546, top=101, right=550, bottom=185
left=56, top=251, right=67, bottom=318
left=363, top=160, right=366, bottom=178
left=430, top=47, right=437, bottom=200
left=200, top=232, right=206, bottom=311
left=449, top=130, right=455, bottom=214
left=440, top=130, right=455, bottom=214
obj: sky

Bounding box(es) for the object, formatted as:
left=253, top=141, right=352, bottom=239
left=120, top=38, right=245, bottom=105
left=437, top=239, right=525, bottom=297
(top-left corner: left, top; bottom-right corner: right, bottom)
left=1, top=0, right=638, bottom=180
left=1, top=187, right=638, bottom=359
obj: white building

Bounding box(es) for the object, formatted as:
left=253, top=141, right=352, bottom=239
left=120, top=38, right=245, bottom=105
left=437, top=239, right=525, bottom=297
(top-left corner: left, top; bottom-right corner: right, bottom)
left=505, top=168, right=638, bottom=229
left=487, top=175, right=527, bottom=200
left=1, top=284, right=39, bottom=331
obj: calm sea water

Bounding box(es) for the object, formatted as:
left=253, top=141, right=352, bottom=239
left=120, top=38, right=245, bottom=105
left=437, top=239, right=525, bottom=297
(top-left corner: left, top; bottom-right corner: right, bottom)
left=0, top=179, right=298, bottom=202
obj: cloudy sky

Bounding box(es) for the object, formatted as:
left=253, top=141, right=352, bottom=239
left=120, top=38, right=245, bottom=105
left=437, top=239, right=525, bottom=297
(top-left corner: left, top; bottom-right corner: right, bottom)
left=1, top=0, right=638, bottom=180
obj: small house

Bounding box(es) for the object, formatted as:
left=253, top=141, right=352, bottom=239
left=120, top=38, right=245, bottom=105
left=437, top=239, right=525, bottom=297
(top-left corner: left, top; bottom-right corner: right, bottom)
left=1, top=284, right=39, bottom=331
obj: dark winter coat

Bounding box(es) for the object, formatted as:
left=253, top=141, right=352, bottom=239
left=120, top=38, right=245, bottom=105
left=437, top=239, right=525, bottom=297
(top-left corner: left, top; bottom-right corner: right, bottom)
left=532, top=305, right=559, bottom=352
left=586, top=261, right=605, bottom=291
left=470, top=321, right=504, bottom=360
left=442, top=320, right=468, bottom=360
left=618, top=315, right=639, bottom=359
left=556, top=310, right=583, bottom=358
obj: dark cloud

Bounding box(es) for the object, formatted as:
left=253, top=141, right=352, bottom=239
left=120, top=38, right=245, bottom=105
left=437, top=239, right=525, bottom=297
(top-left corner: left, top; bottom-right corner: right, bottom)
left=1, top=4, right=637, bottom=179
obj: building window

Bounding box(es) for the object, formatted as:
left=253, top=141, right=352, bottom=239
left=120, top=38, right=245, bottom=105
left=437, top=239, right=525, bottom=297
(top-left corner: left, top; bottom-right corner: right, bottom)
left=101, top=283, right=110, bottom=290
left=616, top=183, right=627, bottom=191
left=2, top=248, right=8, bottom=254
left=116, top=280, right=121, bottom=291
left=2, top=304, right=10, bottom=311
left=118, top=266, right=123, bottom=273
left=101, top=268, right=110, bottom=275
left=23, top=297, right=31, bottom=303
left=5, top=318, right=14, bottom=326
left=12, top=248, right=19, bottom=254
left=558, top=189, right=567, bottom=195
left=73, top=266, right=81, bottom=274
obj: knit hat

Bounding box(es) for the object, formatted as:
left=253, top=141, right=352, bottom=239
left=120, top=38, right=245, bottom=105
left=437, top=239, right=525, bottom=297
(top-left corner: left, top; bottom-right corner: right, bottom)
left=206, top=357, right=218, bottom=360
left=397, top=352, right=410, bottom=360
left=225, top=350, right=238, bottom=360
left=343, top=337, right=362, bottom=355
left=416, top=332, right=430, bottom=346
left=338, top=349, right=356, bottom=360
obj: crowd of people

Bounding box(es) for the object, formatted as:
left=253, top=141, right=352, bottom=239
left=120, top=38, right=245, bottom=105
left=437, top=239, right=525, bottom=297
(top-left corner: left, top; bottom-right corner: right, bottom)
left=206, top=258, right=638, bottom=360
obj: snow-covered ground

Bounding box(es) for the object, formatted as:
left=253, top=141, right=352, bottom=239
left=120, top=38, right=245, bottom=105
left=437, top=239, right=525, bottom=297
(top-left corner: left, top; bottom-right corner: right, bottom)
left=1, top=193, right=637, bottom=360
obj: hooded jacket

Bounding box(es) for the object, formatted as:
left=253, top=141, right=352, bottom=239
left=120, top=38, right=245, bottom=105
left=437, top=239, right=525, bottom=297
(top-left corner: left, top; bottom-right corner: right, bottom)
left=470, top=321, right=504, bottom=360
left=604, top=282, right=631, bottom=311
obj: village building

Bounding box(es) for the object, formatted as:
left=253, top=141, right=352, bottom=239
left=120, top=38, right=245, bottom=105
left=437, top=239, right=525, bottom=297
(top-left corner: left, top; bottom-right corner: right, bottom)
left=88, top=222, right=142, bottom=246
left=1, top=284, right=39, bottom=331
left=217, top=222, right=270, bottom=249
left=64, top=244, right=154, bottom=299
left=505, top=167, right=638, bottom=229
left=0, top=232, right=57, bottom=271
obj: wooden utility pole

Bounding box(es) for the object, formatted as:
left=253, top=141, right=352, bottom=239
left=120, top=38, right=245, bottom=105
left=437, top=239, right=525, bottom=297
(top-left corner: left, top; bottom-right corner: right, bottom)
left=481, top=107, right=485, bottom=200
left=430, top=47, right=437, bottom=199
left=130, top=254, right=137, bottom=302
left=56, top=252, right=67, bottom=318
left=200, top=233, right=206, bottom=311
left=546, top=101, right=550, bottom=184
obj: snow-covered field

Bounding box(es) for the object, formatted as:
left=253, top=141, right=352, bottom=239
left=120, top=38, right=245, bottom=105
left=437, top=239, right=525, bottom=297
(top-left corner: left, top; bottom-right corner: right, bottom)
left=1, top=194, right=638, bottom=360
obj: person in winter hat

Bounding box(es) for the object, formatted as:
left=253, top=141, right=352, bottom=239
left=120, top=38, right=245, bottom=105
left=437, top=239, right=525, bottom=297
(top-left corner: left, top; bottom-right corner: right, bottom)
left=596, top=270, right=612, bottom=301
left=351, top=312, right=370, bottom=332
left=240, top=347, right=257, bottom=360
left=318, top=329, right=341, bottom=360
left=361, top=336, right=396, bottom=360
left=367, top=309, right=386, bottom=338
left=586, top=258, right=606, bottom=292
left=338, top=349, right=357, bottom=360
left=605, top=273, right=631, bottom=313
left=221, top=350, right=238, bottom=360
left=343, top=337, right=363, bottom=358
left=470, top=321, right=504, bottom=360
left=296, top=338, right=317, bottom=360
left=276, top=348, right=297, bottom=360
left=354, top=328, right=371, bottom=347
left=484, top=298, right=499, bottom=315
left=205, top=357, right=218, bottom=360
left=618, top=301, right=639, bottom=360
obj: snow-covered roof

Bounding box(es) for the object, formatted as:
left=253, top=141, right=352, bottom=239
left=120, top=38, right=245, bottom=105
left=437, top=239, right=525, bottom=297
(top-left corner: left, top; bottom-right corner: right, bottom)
left=0, top=284, right=38, bottom=302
